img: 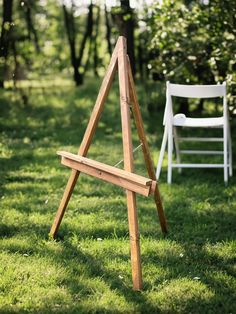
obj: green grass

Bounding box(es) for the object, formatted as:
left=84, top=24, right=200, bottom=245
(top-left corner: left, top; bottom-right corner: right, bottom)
left=0, top=79, right=236, bottom=313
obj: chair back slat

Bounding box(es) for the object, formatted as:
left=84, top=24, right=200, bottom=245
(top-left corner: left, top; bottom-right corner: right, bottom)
left=169, top=83, right=226, bottom=98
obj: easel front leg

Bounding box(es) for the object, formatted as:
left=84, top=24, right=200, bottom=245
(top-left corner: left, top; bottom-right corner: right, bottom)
left=127, top=190, right=142, bottom=290
left=50, top=169, right=79, bottom=238
left=118, top=38, right=143, bottom=290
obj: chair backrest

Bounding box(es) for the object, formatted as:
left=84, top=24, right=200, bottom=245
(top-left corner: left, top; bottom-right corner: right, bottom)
left=163, top=81, right=227, bottom=125
left=168, top=82, right=226, bottom=98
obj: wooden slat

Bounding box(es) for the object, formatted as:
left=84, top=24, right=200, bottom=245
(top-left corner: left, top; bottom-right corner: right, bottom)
left=58, top=151, right=153, bottom=187
left=127, top=56, right=167, bottom=234
left=60, top=156, right=156, bottom=197
left=118, top=37, right=142, bottom=291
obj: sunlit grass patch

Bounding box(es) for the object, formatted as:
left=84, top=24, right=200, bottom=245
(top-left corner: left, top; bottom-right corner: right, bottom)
left=147, top=278, right=215, bottom=313
left=0, top=251, right=71, bottom=312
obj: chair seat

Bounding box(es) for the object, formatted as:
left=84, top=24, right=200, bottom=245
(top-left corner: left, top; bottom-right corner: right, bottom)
left=173, top=114, right=224, bottom=127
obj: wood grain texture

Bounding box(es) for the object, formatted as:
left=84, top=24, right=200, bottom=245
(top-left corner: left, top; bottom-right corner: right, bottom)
left=49, top=38, right=120, bottom=238
left=58, top=151, right=153, bottom=187
left=118, top=37, right=142, bottom=291
left=127, top=56, right=167, bottom=234
left=49, top=169, right=79, bottom=238
left=59, top=153, right=155, bottom=197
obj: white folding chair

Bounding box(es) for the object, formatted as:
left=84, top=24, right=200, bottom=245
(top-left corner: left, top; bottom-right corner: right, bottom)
left=156, top=81, right=232, bottom=184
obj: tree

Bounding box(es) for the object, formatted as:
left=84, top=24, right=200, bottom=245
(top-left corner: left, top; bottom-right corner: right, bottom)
left=93, top=5, right=100, bottom=77
left=24, top=0, right=40, bottom=53
left=148, top=0, right=236, bottom=113
left=0, top=0, right=14, bottom=88
left=0, top=0, right=47, bottom=87
left=63, top=1, right=93, bottom=86
left=120, top=0, right=136, bottom=76
left=112, top=0, right=136, bottom=76
left=104, top=4, right=112, bottom=57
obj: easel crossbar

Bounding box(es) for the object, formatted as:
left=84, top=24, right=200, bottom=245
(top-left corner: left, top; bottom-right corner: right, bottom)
left=58, top=151, right=157, bottom=197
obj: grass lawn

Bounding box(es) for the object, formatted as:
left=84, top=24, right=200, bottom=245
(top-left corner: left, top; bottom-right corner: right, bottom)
left=0, top=78, right=236, bottom=313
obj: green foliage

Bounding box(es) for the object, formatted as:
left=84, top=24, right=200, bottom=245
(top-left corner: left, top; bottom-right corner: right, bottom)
left=0, top=81, right=236, bottom=312
left=147, top=0, right=236, bottom=112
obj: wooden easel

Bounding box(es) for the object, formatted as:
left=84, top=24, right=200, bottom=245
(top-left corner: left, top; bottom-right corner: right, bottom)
left=50, top=37, right=167, bottom=291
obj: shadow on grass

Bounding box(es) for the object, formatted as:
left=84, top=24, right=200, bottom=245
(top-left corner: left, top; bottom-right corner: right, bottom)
left=1, top=81, right=236, bottom=313
left=1, top=217, right=235, bottom=313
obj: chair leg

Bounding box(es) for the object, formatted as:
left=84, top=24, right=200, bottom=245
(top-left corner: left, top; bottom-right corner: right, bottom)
left=167, top=125, right=173, bottom=184
left=228, top=124, right=233, bottom=177
left=173, top=127, right=182, bottom=174
left=156, top=126, right=168, bottom=179
left=223, top=125, right=228, bottom=184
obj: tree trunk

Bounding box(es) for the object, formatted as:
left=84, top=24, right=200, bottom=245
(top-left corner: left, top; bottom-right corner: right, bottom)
left=93, top=6, right=100, bottom=77
left=71, top=39, right=82, bottom=86
left=0, top=0, right=14, bottom=88
left=196, top=98, right=204, bottom=113
left=12, top=40, right=20, bottom=87
left=137, top=34, right=144, bottom=80
left=62, top=3, right=82, bottom=86
left=84, top=37, right=93, bottom=75
left=63, top=2, right=93, bottom=86
left=76, top=3, right=93, bottom=84
left=120, top=0, right=136, bottom=76
left=24, top=0, right=40, bottom=53
left=104, top=4, right=112, bottom=56
left=179, top=98, right=189, bottom=115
